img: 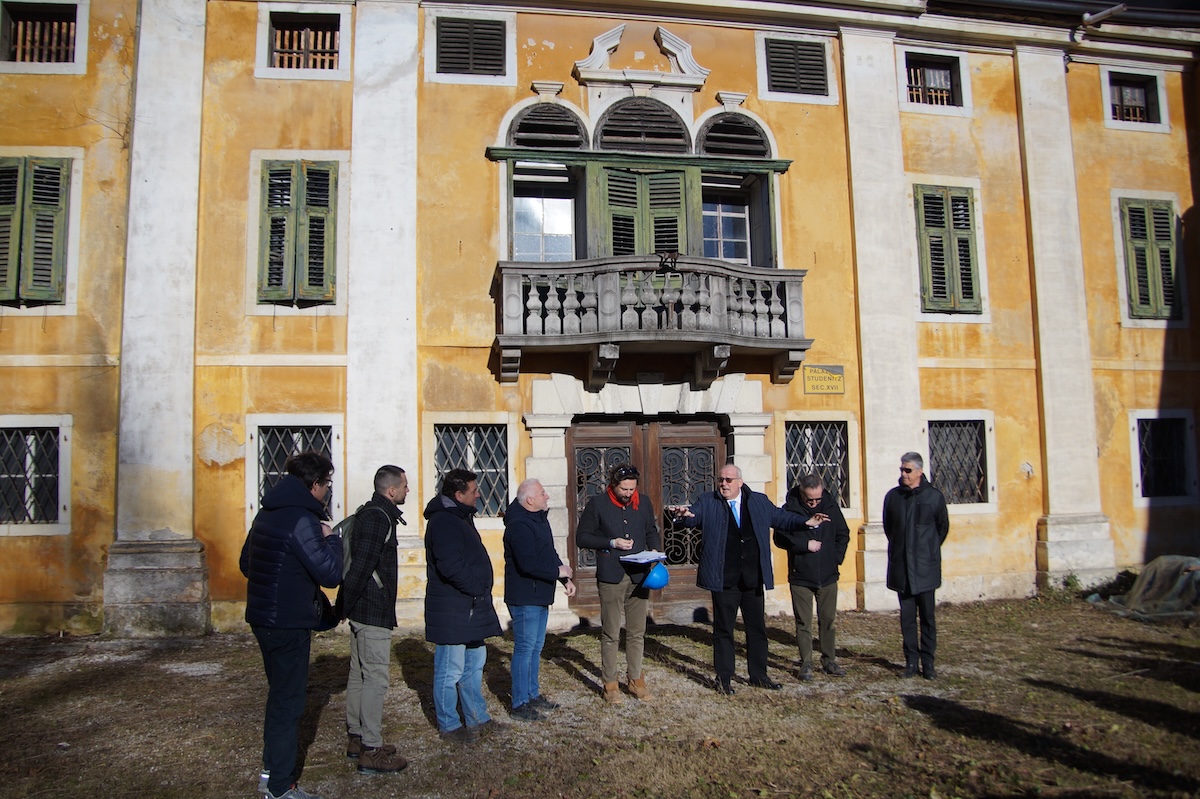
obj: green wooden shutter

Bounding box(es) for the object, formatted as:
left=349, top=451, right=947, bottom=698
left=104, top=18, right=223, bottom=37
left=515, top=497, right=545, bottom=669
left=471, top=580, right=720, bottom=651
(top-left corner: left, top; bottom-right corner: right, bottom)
left=1121, top=198, right=1177, bottom=319
left=917, top=187, right=953, bottom=312
left=646, top=171, right=685, bottom=254
left=20, top=158, right=69, bottom=303
left=916, top=185, right=979, bottom=313
left=296, top=161, right=336, bottom=302
left=0, top=159, right=22, bottom=303
left=258, top=161, right=297, bottom=303
left=604, top=168, right=639, bottom=256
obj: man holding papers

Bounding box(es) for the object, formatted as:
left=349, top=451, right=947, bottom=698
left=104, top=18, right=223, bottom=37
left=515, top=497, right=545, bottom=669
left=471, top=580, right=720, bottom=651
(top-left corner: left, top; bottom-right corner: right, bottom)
left=674, top=464, right=812, bottom=695
left=576, top=462, right=662, bottom=705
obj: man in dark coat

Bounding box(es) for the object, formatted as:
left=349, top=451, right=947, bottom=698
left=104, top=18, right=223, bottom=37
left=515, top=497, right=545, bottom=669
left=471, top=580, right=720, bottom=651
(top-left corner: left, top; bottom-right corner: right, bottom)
left=338, top=464, right=408, bottom=774
left=240, top=450, right=341, bottom=799
left=503, top=478, right=575, bottom=721
left=675, top=463, right=810, bottom=695
left=575, top=462, right=661, bottom=704
left=882, top=451, right=950, bottom=680
left=423, top=468, right=503, bottom=745
left=779, top=474, right=851, bottom=681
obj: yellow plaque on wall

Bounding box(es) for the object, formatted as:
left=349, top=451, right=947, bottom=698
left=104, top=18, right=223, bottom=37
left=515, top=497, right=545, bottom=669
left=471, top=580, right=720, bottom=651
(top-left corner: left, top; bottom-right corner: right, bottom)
left=803, top=365, right=845, bottom=394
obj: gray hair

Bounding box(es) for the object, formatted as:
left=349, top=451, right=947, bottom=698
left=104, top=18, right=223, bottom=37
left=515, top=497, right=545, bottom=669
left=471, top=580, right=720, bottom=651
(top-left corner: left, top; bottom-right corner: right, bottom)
left=798, top=473, right=823, bottom=490
left=516, top=478, right=543, bottom=503
left=719, top=463, right=743, bottom=478
left=901, top=452, right=924, bottom=470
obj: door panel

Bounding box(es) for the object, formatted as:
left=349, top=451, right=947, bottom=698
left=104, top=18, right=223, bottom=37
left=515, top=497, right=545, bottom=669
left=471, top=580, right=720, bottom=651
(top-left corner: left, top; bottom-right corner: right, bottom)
left=567, top=419, right=724, bottom=616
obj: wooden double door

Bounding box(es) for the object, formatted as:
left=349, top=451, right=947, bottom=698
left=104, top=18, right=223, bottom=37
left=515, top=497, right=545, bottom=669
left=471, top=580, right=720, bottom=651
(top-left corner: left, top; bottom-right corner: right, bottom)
left=565, top=418, right=726, bottom=615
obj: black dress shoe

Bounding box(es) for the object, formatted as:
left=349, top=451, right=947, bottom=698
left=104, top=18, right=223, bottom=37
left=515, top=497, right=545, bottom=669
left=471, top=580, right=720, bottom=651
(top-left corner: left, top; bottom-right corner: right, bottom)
left=749, top=678, right=783, bottom=690
left=900, top=664, right=920, bottom=679
left=715, top=678, right=735, bottom=695
left=922, top=664, right=937, bottom=680
left=823, top=662, right=847, bottom=677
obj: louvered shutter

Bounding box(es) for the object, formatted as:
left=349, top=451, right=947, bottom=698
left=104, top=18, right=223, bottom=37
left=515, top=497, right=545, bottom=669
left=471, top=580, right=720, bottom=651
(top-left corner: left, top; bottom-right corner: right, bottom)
left=296, top=162, right=336, bottom=302
left=19, top=158, right=69, bottom=303
left=604, top=168, right=639, bottom=256
left=948, top=189, right=980, bottom=312
left=259, top=161, right=297, bottom=303
left=0, top=159, right=22, bottom=302
left=764, top=39, right=828, bottom=96
left=436, top=17, right=505, bottom=76
left=916, top=185, right=979, bottom=313
left=1122, top=198, right=1178, bottom=319
left=917, top=187, right=953, bottom=312
left=646, top=171, right=685, bottom=255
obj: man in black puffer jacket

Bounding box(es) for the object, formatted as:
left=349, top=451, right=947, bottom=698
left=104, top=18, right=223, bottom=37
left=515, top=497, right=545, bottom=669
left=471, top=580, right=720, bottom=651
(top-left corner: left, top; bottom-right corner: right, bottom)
left=778, top=474, right=850, bottom=681
left=424, top=468, right=503, bottom=745
left=240, top=451, right=342, bottom=799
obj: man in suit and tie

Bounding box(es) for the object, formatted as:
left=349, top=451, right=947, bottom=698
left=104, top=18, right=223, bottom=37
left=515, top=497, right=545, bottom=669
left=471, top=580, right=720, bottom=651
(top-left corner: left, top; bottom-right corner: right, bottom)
left=674, top=464, right=813, bottom=695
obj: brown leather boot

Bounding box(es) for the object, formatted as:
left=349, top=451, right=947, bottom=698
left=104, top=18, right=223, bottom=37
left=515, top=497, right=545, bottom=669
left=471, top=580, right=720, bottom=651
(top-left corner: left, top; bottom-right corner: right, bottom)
left=629, top=675, right=653, bottom=701
left=603, top=680, right=623, bottom=705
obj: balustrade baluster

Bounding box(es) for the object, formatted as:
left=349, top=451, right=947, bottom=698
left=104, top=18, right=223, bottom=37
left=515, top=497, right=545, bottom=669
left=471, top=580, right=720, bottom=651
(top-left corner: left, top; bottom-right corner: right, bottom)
left=769, top=281, right=785, bottom=337
left=620, top=273, right=640, bottom=330
left=544, top=276, right=563, bottom=335
left=753, top=280, right=770, bottom=337
left=638, top=272, right=661, bottom=330
left=563, top=276, right=581, bottom=334
left=581, top=275, right=598, bottom=333
left=697, top=274, right=713, bottom=330
left=678, top=274, right=696, bottom=330
left=525, top=276, right=545, bottom=335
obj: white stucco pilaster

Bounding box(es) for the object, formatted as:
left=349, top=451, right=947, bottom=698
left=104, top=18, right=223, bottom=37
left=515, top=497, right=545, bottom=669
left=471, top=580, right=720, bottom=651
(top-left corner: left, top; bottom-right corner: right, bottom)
left=840, top=28, right=922, bottom=611
left=1014, top=45, right=1114, bottom=588
left=106, top=0, right=209, bottom=635
left=347, top=1, right=423, bottom=625
left=346, top=1, right=420, bottom=501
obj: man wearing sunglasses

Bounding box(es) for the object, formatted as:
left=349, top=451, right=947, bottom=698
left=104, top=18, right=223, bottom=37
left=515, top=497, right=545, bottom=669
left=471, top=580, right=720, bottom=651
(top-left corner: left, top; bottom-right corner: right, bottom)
left=882, top=452, right=949, bottom=680
left=576, top=463, right=661, bottom=705
left=673, top=464, right=811, bottom=695
left=779, top=474, right=850, bottom=681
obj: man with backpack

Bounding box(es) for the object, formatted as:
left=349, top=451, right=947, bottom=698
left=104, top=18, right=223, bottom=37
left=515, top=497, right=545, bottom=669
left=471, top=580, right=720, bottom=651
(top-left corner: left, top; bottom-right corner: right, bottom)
left=338, top=465, right=410, bottom=774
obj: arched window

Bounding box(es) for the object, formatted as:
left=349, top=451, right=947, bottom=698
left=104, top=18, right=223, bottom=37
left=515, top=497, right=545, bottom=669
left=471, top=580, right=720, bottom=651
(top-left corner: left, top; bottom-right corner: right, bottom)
left=595, top=98, right=691, bottom=154
left=508, top=104, right=586, bottom=149
left=698, top=113, right=770, bottom=158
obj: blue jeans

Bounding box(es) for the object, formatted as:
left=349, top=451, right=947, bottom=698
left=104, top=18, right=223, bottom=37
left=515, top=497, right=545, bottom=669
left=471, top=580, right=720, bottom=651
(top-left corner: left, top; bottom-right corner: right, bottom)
left=433, top=643, right=491, bottom=733
left=252, top=626, right=311, bottom=797
left=507, top=604, right=549, bottom=708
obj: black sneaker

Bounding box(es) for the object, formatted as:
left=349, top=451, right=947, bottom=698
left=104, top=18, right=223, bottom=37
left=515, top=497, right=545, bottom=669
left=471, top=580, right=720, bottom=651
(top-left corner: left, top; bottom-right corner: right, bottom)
left=440, top=726, right=480, bottom=745
left=509, top=702, right=543, bottom=721
left=529, top=695, right=560, bottom=710
left=823, top=662, right=847, bottom=677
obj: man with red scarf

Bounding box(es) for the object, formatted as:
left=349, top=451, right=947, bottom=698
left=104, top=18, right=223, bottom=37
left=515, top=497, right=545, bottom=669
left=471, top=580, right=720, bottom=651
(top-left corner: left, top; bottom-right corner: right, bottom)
left=576, top=463, right=661, bottom=705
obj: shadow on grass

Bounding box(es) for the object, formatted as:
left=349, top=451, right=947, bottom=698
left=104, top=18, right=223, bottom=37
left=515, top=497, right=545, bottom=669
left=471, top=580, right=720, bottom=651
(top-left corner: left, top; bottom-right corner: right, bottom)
left=903, top=693, right=1200, bottom=794
left=1055, top=643, right=1200, bottom=694
left=394, top=636, right=437, bottom=730
left=1025, top=677, right=1200, bottom=740
left=297, top=652, right=346, bottom=774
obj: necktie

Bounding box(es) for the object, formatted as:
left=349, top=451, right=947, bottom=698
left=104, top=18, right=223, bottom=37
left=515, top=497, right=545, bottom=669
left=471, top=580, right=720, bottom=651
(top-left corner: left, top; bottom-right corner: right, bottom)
left=730, top=500, right=740, bottom=526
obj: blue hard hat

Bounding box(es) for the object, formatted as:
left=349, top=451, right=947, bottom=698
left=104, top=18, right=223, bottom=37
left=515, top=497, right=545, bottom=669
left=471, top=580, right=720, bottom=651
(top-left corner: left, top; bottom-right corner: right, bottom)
left=643, top=561, right=670, bottom=590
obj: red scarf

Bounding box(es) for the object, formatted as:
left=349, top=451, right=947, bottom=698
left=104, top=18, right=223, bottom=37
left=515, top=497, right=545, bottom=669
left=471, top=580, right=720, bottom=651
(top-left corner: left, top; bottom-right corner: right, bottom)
left=607, top=487, right=640, bottom=510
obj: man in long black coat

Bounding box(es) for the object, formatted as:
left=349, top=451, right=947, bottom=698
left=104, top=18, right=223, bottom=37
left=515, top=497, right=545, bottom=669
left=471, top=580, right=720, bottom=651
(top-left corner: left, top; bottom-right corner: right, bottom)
left=882, top=451, right=950, bottom=680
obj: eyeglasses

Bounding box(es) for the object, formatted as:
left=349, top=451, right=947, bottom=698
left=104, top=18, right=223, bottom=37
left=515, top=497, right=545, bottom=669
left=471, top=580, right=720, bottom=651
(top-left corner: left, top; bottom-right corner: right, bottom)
left=322, top=478, right=335, bottom=486
left=718, top=476, right=741, bottom=484
left=613, top=465, right=639, bottom=481
left=899, top=467, right=914, bottom=474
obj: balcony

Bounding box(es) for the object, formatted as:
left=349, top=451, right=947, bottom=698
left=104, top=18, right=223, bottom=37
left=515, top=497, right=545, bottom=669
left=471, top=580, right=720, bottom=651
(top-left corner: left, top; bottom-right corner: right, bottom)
left=493, top=254, right=812, bottom=389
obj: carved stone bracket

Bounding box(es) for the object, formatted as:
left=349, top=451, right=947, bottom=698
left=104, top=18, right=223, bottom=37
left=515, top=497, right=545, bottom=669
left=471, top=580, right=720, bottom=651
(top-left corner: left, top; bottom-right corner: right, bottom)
left=587, top=343, right=620, bottom=390
left=499, top=347, right=522, bottom=382
left=694, top=344, right=730, bottom=389
left=772, top=349, right=805, bottom=383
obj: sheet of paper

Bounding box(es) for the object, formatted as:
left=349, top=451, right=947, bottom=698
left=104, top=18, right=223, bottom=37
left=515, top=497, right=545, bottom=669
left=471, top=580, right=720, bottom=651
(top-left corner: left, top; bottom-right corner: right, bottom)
left=618, top=549, right=668, bottom=564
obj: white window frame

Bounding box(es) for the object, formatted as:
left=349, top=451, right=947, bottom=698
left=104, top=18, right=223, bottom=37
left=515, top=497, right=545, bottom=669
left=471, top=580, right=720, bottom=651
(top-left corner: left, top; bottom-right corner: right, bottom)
left=1129, top=409, right=1198, bottom=508
left=0, top=0, right=88, bottom=75
left=896, top=44, right=973, bottom=118
left=0, top=414, right=72, bottom=536
left=754, top=30, right=839, bottom=106
left=908, top=173, right=990, bottom=324
left=254, top=2, right=352, bottom=82
left=422, top=411, right=517, bottom=533
left=424, top=6, right=516, bottom=87
left=921, top=410, right=997, bottom=515
left=0, top=146, right=83, bottom=316
left=1100, top=64, right=1169, bottom=135
left=773, top=410, right=861, bottom=519
left=1110, top=188, right=1185, bottom=330
left=244, top=413, right=345, bottom=531
left=244, top=150, right=350, bottom=317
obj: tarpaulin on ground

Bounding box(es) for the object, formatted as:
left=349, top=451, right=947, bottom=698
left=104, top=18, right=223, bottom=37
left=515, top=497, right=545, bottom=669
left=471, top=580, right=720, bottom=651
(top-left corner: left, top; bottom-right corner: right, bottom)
left=1089, top=555, right=1200, bottom=621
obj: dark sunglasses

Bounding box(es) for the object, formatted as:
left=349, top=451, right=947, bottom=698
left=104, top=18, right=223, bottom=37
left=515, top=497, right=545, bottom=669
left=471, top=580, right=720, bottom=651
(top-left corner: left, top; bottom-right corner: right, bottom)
left=900, top=467, right=915, bottom=474
left=614, top=465, right=640, bottom=481
left=718, top=476, right=740, bottom=484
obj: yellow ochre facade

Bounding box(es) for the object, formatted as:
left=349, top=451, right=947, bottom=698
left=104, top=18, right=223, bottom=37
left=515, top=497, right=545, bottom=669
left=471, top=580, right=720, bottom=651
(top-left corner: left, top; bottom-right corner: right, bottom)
left=0, top=0, right=1195, bottom=635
